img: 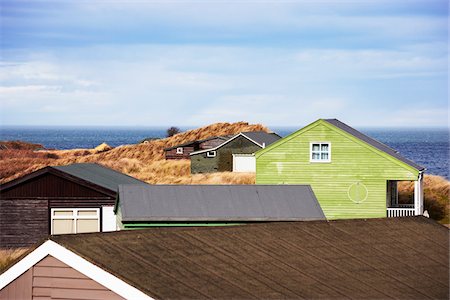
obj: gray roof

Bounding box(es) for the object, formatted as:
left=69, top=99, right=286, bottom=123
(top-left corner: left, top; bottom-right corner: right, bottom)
left=242, top=131, right=281, bottom=147
left=53, top=163, right=147, bottom=192
left=324, top=119, right=425, bottom=171
left=117, top=184, right=325, bottom=222
left=164, top=135, right=232, bottom=150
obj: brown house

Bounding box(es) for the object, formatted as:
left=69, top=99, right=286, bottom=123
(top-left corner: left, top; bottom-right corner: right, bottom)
left=0, top=163, right=146, bottom=249
left=0, top=217, right=448, bottom=299
left=164, top=135, right=231, bottom=160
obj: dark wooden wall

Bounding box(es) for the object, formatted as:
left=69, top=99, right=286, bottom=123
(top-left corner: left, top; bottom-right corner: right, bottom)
left=0, top=173, right=115, bottom=248
left=0, top=199, right=48, bottom=249
left=165, top=146, right=195, bottom=160
left=165, top=137, right=228, bottom=160
left=1, top=173, right=107, bottom=198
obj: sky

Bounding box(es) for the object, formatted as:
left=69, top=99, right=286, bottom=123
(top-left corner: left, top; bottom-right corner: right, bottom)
left=0, top=0, right=448, bottom=128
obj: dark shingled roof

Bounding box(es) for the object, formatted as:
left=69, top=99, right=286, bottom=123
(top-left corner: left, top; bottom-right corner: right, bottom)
left=47, top=217, right=448, bottom=299
left=241, top=131, right=281, bottom=147
left=324, top=119, right=425, bottom=171
left=117, top=184, right=324, bottom=222
left=53, top=163, right=147, bottom=192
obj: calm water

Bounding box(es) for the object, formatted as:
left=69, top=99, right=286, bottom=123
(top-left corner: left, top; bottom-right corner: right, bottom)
left=1, top=126, right=448, bottom=179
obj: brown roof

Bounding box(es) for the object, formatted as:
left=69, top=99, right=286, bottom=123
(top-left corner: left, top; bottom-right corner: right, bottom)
left=47, top=217, right=448, bottom=299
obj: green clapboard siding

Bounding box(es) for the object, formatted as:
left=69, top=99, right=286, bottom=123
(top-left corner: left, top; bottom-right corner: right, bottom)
left=256, top=120, right=419, bottom=220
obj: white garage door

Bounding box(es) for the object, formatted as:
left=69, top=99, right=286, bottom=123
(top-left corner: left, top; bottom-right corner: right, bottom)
left=233, top=154, right=256, bottom=172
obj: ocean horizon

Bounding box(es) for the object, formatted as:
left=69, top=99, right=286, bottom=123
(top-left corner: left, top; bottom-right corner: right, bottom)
left=1, top=126, right=448, bottom=179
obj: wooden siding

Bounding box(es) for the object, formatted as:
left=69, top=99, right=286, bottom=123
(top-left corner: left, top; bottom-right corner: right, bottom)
left=0, top=269, right=32, bottom=300
left=191, top=136, right=261, bottom=173
left=256, top=121, right=419, bottom=220
left=0, top=173, right=115, bottom=248
left=165, top=146, right=195, bottom=159
left=1, top=173, right=108, bottom=199
left=0, top=199, right=48, bottom=248
left=0, top=255, right=123, bottom=300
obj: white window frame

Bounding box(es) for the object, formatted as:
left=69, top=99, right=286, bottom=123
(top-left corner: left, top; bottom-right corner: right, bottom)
left=310, top=142, right=331, bottom=163
left=176, top=147, right=183, bottom=154
left=50, top=208, right=100, bottom=235
left=206, top=150, right=216, bottom=157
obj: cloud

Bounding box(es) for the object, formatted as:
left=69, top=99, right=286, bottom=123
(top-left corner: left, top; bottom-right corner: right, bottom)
left=0, top=41, right=447, bottom=126
left=0, top=0, right=447, bottom=127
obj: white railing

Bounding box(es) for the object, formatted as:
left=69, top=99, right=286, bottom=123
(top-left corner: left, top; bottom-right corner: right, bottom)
left=387, top=207, right=416, bottom=218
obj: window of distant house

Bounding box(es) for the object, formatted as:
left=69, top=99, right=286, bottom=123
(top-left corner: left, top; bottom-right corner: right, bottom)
left=51, top=208, right=100, bottom=235
left=176, top=147, right=183, bottom=154
left=310, top=142, right=331, bottom=162
left=207, top=151, right=216, bottom=157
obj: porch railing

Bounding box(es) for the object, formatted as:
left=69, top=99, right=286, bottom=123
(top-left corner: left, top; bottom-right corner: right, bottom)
left=387, top=207, right=415, bottom=218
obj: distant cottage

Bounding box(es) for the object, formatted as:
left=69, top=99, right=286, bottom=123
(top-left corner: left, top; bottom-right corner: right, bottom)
left=256, top=119, right=425, bottom=220
left=0, top=163, right=147, bottom=248
left=190, top=131, right=281, bottom=173
left=164, top=135, right=232, bottom=160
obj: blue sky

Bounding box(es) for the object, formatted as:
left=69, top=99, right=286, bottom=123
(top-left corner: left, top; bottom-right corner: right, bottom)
left=1, top=0, right=448, bottom=127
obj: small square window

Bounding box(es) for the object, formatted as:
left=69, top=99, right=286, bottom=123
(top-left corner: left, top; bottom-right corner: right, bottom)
left=176, top=147, right=183, bottom=154
left=310, top=142, right=331, bottom=162
left=206, top=151, right=216, bottom=157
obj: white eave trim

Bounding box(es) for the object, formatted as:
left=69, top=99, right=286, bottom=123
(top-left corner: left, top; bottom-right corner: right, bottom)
left=0, top=240, right=153, bottom=300
left=190, top=133, right=263, bottom=156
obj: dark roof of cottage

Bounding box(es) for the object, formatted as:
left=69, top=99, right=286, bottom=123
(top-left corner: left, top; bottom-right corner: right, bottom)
left=324, top=119, right=425, bottom=171
left=190, top=131, right=282, bottom=155
left=164, top=135, right=232, bottom=151
left=241, top=131, right=282, bottom=147
left=52, top=163, right=147, bottom=192
left=117, top=184, right=324, bottom=222
left=45, top=217, right=448, bottom=299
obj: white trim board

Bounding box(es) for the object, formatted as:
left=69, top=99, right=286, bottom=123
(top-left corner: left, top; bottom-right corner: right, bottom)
left=190, top=133, right=263, bottom=156
left=0, top=240, right=153, bottom=300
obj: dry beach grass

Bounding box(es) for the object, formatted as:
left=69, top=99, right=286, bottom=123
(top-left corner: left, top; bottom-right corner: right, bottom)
left=0, top=121, right=267, bottom=185
left=0, top=122, right=448, bottom=272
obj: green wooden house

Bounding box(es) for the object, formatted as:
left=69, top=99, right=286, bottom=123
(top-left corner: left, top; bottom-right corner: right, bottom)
left=255, top=119, right=425, bottom=220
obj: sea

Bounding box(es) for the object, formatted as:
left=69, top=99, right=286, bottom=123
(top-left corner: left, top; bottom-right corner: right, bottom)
left=1, top=126, right=448, bottom=179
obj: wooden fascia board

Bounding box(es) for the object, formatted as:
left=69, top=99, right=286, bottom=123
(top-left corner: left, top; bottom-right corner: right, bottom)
left=255, top=119, right=419, bottom=177
left=319, top=121, right=420, bottom=176
left=0, top=167, right=53, bottom=192
left=191, top=133, right=262, bottom=156
left=49, top=168, right=117, bottom=198
left=190, top=133, right=242, bottom=155
left=0, top=166, right=116, bottom=198
left=255, top=119, right=323, bottom=158
left=239, top=133, right=264, bottom=148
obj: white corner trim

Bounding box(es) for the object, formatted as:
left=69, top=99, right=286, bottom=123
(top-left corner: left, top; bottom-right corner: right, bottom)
left=240, top=133, right=264, bottom=148
left=190, top=132, right=263, bottom=156
left=189, top=133, right=242, bottom=155
left=0, top=240, right=153, bottom=300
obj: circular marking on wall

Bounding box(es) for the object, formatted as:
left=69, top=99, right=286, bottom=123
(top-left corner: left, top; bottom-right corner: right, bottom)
left=348, top=182, right=368, bottom=204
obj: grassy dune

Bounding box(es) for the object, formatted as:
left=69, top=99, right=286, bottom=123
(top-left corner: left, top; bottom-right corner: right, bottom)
left=0, top=121, right=266, bottom=185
